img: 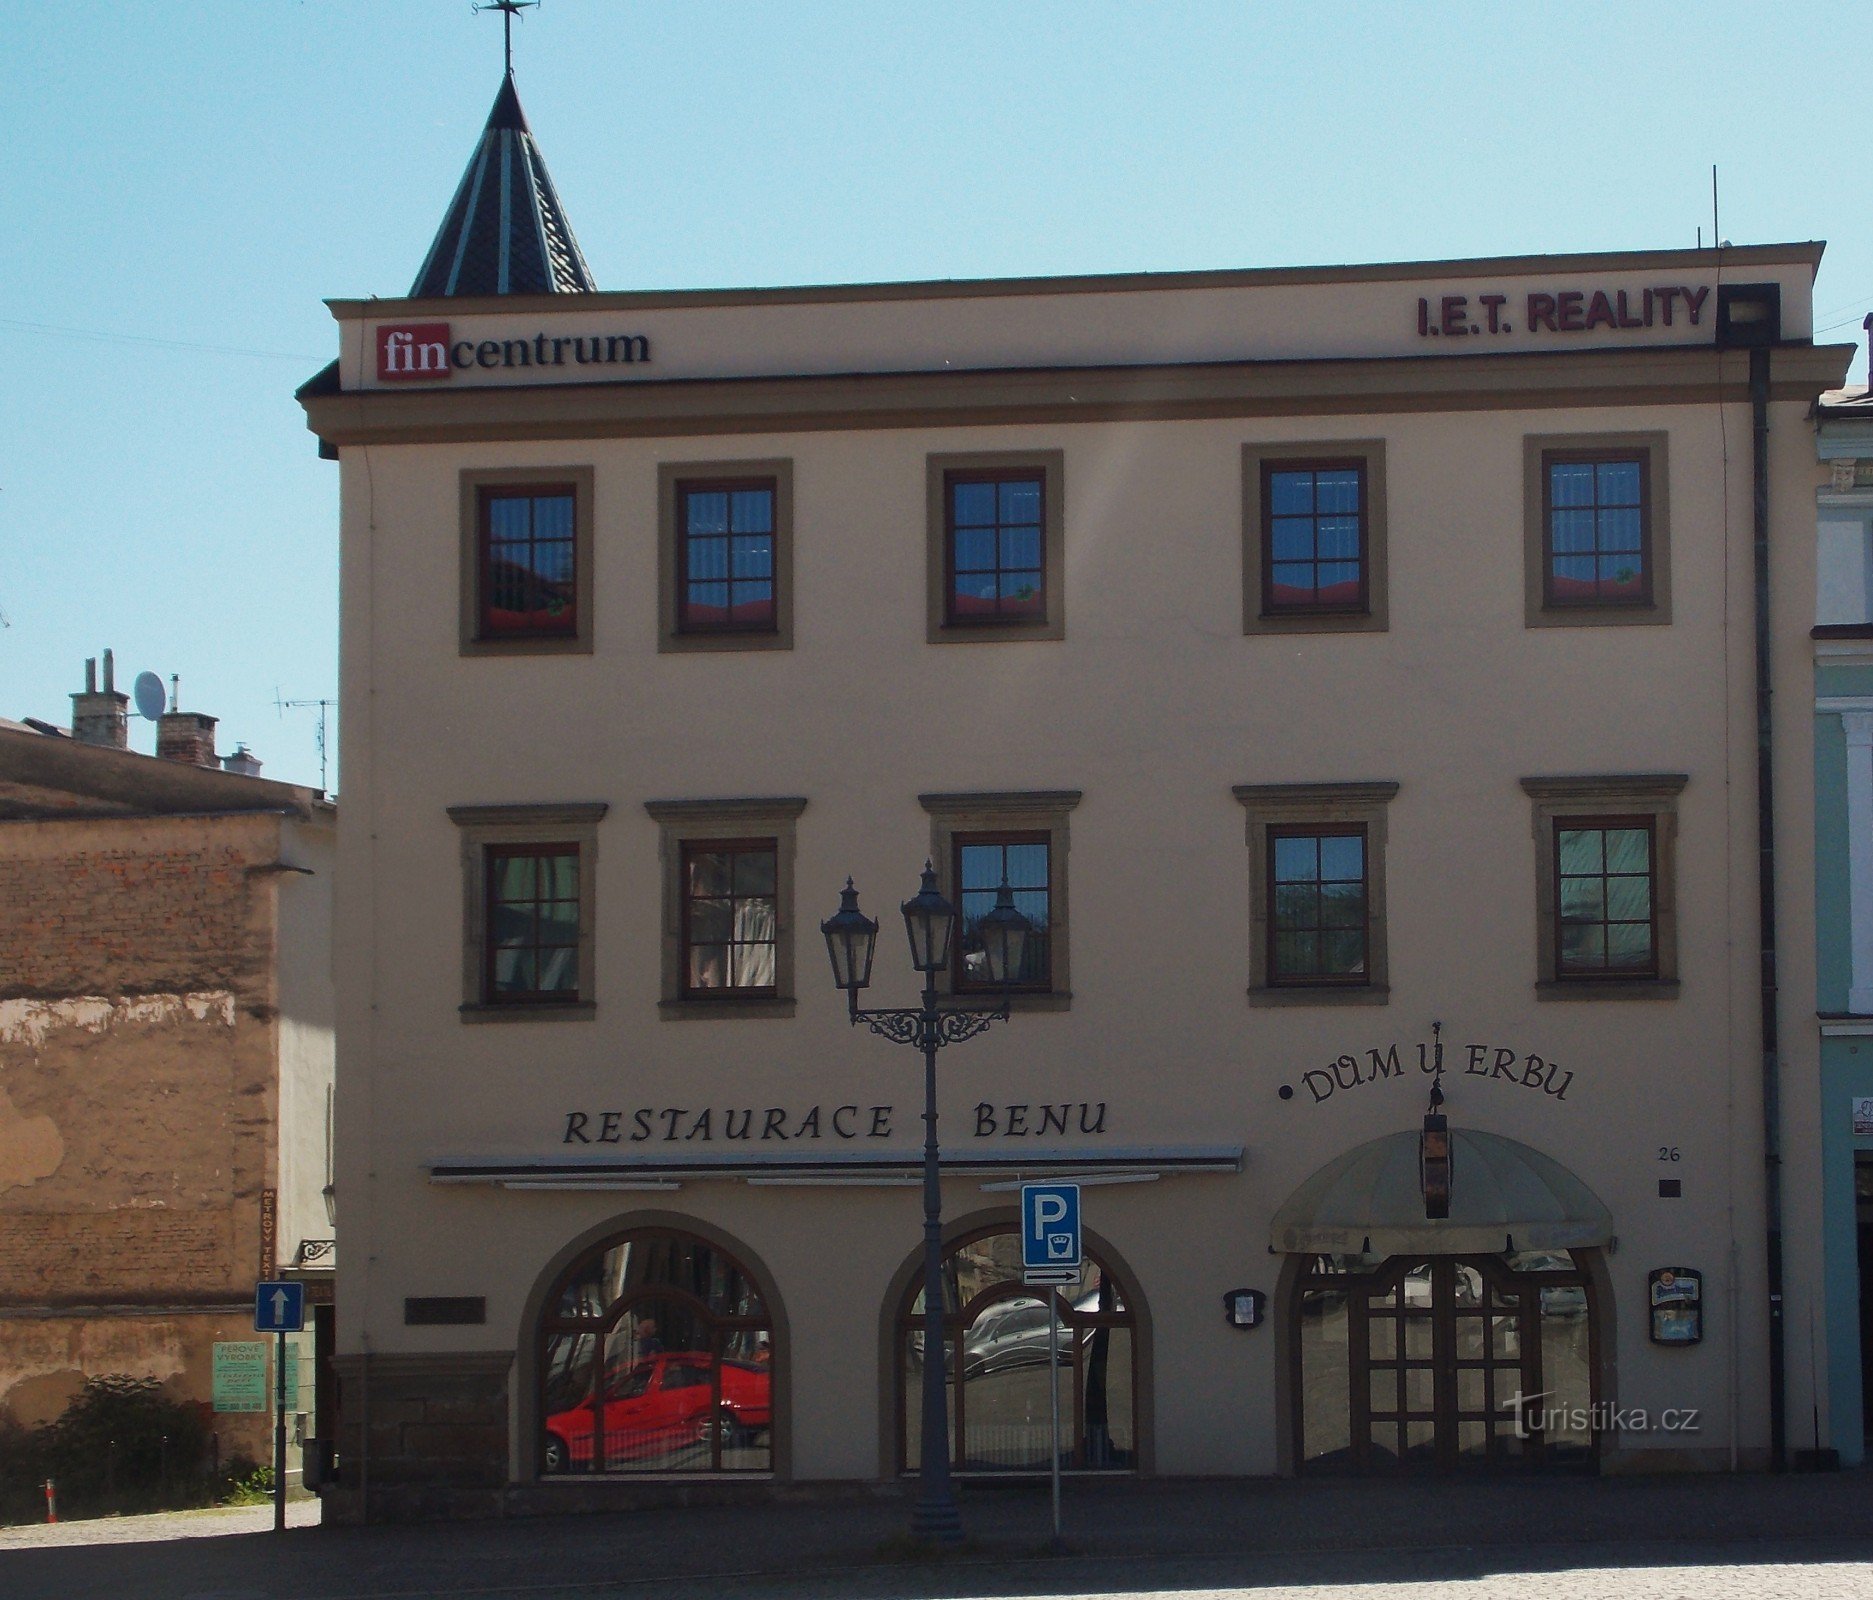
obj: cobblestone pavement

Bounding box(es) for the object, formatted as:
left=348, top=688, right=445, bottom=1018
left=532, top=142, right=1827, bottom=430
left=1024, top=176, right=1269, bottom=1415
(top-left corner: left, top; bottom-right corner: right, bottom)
left=1, top=1476, right=1871, bottom=1599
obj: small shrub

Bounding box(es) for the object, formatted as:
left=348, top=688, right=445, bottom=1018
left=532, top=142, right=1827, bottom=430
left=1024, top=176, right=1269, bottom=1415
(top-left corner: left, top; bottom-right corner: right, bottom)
left=218, top=1458, right=274, bottom=1506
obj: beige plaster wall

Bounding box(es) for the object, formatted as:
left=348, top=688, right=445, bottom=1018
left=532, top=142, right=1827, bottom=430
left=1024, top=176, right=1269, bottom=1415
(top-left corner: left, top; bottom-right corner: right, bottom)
left=331, top=349, right=1829, bottom=1481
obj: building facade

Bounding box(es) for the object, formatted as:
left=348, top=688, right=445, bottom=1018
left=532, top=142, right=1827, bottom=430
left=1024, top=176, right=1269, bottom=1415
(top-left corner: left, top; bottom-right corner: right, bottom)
left=1813, top=384, right=1873, bottom=1466
left=0, top=678, right=335, bottom=1476
left=300, top=74, right=1853, bottom=1520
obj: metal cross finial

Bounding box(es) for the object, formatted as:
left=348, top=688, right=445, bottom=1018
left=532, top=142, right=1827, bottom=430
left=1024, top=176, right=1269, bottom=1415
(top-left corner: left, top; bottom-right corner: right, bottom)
left=474, top=0, right=538, bottom=75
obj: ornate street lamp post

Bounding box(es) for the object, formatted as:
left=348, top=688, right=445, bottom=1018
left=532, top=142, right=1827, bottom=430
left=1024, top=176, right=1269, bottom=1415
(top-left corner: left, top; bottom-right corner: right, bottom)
left=822, top=864, right=1030, bottom=1542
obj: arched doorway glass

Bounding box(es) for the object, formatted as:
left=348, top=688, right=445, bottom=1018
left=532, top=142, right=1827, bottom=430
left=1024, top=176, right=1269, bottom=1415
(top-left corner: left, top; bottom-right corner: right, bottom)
left=896, top=1227, right=1138, bottom=1475
left=539, top=1229, right=772, bottom=1475
left=1293, top=1249, right=1597, bottom=1473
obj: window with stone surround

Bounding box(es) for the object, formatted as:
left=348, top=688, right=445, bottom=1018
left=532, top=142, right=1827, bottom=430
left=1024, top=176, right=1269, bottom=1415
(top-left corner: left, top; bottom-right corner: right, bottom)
left=459, top=467, right=595, bottom=655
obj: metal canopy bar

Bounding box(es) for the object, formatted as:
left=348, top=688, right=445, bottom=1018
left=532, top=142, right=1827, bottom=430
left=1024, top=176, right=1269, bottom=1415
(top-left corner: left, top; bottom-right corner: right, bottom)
left=429, top=1143, right=1242, bottom=1185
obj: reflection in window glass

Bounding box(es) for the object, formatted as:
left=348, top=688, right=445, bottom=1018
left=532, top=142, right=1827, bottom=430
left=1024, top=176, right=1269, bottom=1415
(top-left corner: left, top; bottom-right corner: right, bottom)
left=486, top=847, right=580, bottom=1000
left=1546, top=456, right=1648, bottom=605
left=955, top=835, right=1050, bottom=990
left=1556, top=822, right=1655, bottom=976
left=680, top=480, right=776, bottom=632
left=1264, top=463, right=1365, bottom=612
left=900, top=1229, right=1136, bottom=1475
left=540, top=1230, right=771, bottom=1476
left=681, top=841, right=778, bottom=994
left=1269, top=828, right=1367, bottom=984
left=947, top=472, right=1045, bottom=623
left=482, top=487, right=577, bottom=637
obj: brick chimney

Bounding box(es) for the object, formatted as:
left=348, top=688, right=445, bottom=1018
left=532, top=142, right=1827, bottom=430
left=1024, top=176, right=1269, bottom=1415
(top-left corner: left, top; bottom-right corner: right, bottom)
left=157, top=710, right=218, bottom=768
left=70, top=651, right=129, bottom=749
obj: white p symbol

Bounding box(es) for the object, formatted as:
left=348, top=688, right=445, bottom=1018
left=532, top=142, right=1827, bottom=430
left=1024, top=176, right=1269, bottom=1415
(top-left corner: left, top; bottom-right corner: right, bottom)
left=1033, top=1194, right=1067, bottom=1239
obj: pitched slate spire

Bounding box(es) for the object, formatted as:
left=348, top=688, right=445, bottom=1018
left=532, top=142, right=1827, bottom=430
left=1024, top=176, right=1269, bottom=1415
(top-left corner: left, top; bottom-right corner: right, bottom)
left=408, top=71, right=597, bottom=297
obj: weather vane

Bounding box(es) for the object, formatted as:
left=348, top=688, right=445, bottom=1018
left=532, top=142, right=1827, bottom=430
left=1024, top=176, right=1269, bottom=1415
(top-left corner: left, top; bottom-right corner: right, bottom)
left=474, top=0, right=538, bottom=76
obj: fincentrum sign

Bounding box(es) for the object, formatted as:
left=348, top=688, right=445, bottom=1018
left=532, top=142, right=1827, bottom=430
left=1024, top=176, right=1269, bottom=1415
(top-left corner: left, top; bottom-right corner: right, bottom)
left=376, top=321, right=652, bottom=381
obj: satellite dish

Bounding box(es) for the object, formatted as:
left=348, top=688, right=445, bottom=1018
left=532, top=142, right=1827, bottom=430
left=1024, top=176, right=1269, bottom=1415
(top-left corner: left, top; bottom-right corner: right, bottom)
left=133, top=672, right=167, bottom=722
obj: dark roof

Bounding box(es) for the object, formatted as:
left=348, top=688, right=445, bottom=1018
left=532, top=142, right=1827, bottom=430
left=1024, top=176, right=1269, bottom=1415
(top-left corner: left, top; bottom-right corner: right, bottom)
left=408, top=73, right=596, bottom=298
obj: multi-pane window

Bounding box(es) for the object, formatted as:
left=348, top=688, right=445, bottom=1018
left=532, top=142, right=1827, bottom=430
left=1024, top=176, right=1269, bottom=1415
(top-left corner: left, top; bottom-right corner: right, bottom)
left=678, top=480, right=776, bottom=633
left=954, top=834, right=1050, bottom=990
left=1555, top=820, right=1656, bottom=976
left=485, top=845, right=581, bottom=1001
left=480, top=485, right=577, bottom=637
left=680, top=841, right=779, bottom=996
left=1263, top=462, right=1366, bottom=613
left=1268, top=827, right=1368, bottom=985
left=1545, top=455, right=1649, bottom=606
left=946, top=472, right=1045, bottom=624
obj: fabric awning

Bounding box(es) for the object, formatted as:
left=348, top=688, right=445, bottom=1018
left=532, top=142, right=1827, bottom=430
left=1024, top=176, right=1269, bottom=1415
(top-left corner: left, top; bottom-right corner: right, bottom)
left=1271, top=1128, right=1613, bottom=1256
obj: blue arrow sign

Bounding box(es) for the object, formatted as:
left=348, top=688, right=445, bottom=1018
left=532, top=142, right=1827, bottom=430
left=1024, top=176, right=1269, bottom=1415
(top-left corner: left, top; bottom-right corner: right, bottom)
left=254, top=1280, right=305, bottom=1333
left=1020, top=1183, right=1081, bottom=1273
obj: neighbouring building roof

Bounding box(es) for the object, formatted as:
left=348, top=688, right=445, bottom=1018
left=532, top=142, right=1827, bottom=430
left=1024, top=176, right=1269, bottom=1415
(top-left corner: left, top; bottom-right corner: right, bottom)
left=0, top=725, right=331, bottom=822
left=408, top=72, right=596, bottom=298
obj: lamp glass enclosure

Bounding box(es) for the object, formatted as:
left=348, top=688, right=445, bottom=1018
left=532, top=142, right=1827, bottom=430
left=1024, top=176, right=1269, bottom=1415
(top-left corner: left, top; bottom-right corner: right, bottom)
left=975, top=879, right=1032, bottom=985
left=820, top=879, right=879, bottom=992
left=900, top=863, right=956, bottom=974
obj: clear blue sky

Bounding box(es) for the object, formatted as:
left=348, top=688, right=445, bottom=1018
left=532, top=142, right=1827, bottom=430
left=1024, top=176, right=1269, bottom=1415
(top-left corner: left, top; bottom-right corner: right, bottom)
left=4, top=1, right=1868, bottom=791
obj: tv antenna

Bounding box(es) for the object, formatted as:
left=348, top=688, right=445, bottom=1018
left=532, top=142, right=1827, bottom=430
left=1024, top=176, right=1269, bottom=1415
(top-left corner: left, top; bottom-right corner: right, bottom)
left=275, top=691, right=337, bottom=793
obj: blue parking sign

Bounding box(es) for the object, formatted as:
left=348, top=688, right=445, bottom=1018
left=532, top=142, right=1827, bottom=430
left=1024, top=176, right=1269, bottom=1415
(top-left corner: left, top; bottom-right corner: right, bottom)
left=254, top=1280, right=305, bottom=1333
left=1020, top=1183, right=1081, bottom=1272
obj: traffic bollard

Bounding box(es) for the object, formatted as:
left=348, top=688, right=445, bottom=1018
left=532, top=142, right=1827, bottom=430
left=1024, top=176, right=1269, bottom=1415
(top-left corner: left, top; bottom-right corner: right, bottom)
left=43, top=1478, right=56, bottom=1523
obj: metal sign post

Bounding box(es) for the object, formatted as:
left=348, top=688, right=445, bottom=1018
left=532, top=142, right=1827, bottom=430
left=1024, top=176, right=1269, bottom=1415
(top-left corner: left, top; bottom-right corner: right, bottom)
left=1020, top=1184, right=1080, bottom=1546
left=254, top=1281, right=305, bottom=1534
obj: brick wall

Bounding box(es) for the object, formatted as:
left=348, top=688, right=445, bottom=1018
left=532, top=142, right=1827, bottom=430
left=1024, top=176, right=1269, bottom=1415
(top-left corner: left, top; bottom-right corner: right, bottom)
left=0, top=814, right=281, bottom=1316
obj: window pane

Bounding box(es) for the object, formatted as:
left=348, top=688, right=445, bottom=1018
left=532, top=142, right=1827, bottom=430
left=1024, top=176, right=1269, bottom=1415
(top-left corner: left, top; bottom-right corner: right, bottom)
left=1320, top=882, right=1365, bottom=930
left=1315, top=470, right=1360, bottom=514
left=688, top=944, right=728, bottom=988
left=999, top=479, right=1042, bottom=522
left=534, top=494, right=574, bottom=538
left=1003, top=842, right=1048, bottom=889
left=685, top=492, right=728, bottom=535
left=1316, top=517, right=1360, bottom=561
left=537, top=945, right=578, bottom=993
left=1270, top=562, right=1317, bottom=599
left=1269, top=471, right=1314, bottom=515
left=1318, top=562, right=1361, bottom=598
left=959, top=843, right=1004, bottom=891
left=687, top=852, right=732, bottom=897
left=1604, top=828, right=1649, bottom=872
left=1605, top=921, right=1654, bottom=968
left=729, top=488, right=773, bottom=534
left=999, top=573, right=1043, bottom=608
left=953, top=527, right=996, bottom=572
left=1273, top=883, right=1313, bottom=930
left=688, top=538, right=728, bottom=580
left=1596, top=460, right=1642, bottom=504
left=1551, top=510, right=1596, bottom=554
left=731, top=537, right=773, bottom=579
left=1561, top=924, right=1605, bottom=968
left=690, top=899, right=733, bottom=944
left=489, top=496, right=532, bottom=538
left=952, top=482, right=996, bottom=525
left=1319, top=834, right=1363, bottom=882
left=494, top=853, right=536, bottom=901
left=1606, top=874, right=1652, bottom=921
left=1557, top=830, right=1602, bottom=874
left=1550, top=462, right=1595, bottom=507
left=1323, top=930, right=1367, bottom=975
left=1599, top=507, right=1642, bottom=552
left=999, top=525, right=1041, bottom=570
left=731, top=941, right=776, bottom=988
left=687, top=581, right=729, bottom=618
left=1275, top=931, right=1319, bottom=975
left=1559, top=877, right=1604, bottom=922
left=732, top=850, right=776, bottom=896
left=1273, top=835, right=1318, bottom=882
left=1270, top=517, right=1315, bottom=561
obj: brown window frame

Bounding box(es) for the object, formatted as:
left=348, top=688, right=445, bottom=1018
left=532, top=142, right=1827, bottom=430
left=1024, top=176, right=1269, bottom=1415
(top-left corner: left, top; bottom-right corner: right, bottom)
left=674, top=475, right=781, bottom=637
left=478, top=482, right=579, bottom=641
left=678, top=837, right=781, bottom=1002
left=1540, top=450, right=1653, bottom=610
left=950, top=829, right=1053, bottom=995
left=1259, top=458, right=1370, bottom=618
left=459, top=466, right=595, bottom=657
left=1265, top=823, right=1371, bottom=989
left=482, top=842, right=583, bottom=1005
left=1551, top=814, right=1659, bottom=981
left=448, top=801, right=606, bottom=1023
left=943, top=468, right=1049, bottom=630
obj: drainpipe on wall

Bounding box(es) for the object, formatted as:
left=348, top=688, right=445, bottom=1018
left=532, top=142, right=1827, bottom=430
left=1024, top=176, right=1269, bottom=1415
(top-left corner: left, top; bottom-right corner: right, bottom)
left=1750, top=340, right=1787, bottom=1472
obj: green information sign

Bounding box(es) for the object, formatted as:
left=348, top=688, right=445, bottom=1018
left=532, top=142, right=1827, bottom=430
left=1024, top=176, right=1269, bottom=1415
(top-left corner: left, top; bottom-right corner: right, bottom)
left=282, top=1345, right=299, bottom=1411
left=212, top=1341, right=269, bottom=1413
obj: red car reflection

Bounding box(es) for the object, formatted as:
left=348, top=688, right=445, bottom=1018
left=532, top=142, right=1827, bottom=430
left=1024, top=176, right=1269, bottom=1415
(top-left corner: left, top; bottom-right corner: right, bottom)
left=544, top=1353, right=771, bottom=1471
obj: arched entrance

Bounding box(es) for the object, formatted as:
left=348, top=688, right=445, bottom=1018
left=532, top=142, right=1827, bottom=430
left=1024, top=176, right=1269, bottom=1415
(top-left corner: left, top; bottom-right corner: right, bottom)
left=1274, top=1129, right=1613, bottom=1475
left=537, top=1227, right=773, bottom=1476
left=893, top=1225, right=1140, bottom=1475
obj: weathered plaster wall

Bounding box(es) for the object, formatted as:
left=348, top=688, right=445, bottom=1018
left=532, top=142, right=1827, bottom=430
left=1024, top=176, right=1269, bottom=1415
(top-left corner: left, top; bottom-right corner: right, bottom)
left=0, top=812, right=287, bottom=1426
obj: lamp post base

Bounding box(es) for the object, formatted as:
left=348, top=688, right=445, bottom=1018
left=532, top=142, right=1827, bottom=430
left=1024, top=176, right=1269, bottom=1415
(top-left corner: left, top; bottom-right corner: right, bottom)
left=912, top=1491, right=964, bottom=1543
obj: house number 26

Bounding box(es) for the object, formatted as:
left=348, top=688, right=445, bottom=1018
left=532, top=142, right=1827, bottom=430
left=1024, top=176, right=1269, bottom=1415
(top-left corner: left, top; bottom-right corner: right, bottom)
left=1658, top=1147, right=1681, bottom=1162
